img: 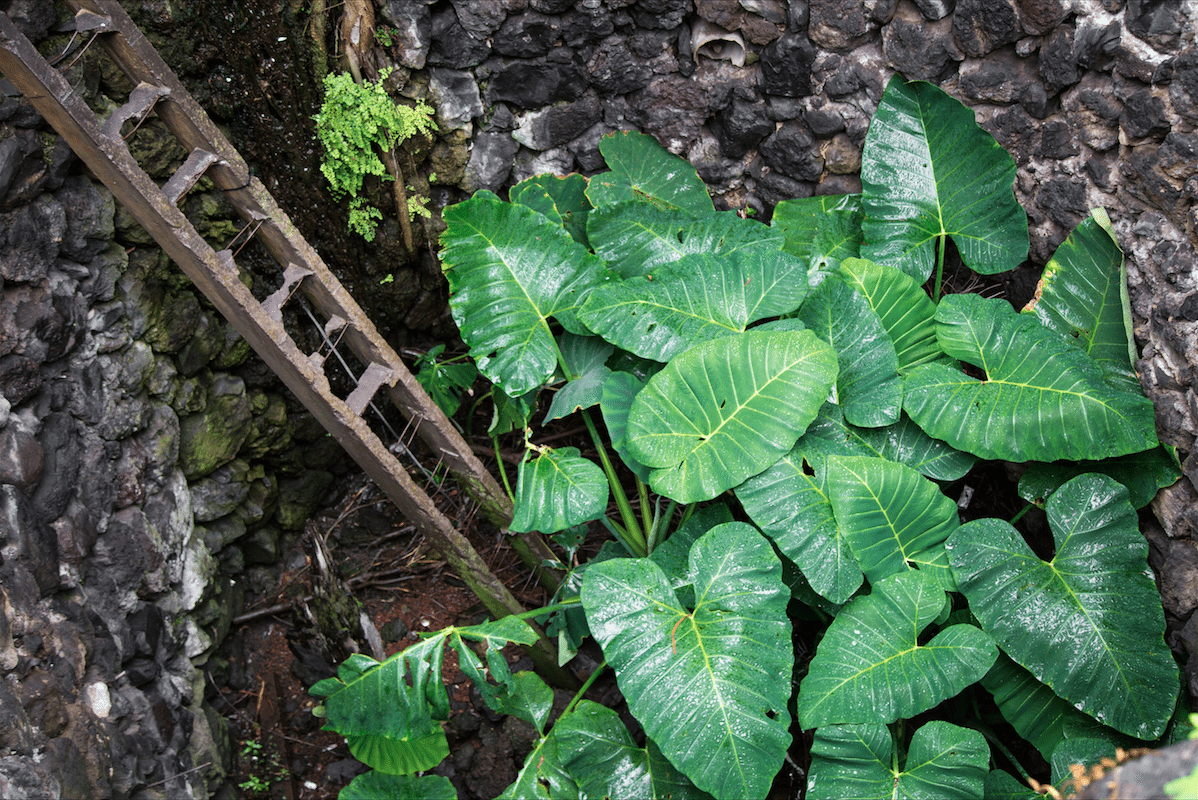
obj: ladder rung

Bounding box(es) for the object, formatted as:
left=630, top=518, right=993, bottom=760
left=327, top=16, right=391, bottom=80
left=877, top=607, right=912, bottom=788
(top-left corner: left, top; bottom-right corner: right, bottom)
left=261, top=263, right=312, bottom=322
left=162, top=148, right=220, bottom=205
left=101, top=81, right=168, bottom=139
left=324, top=315, right=346, bottom=337
left=73, top=10, right=112, bottom=32
left=345, top=362, right=394, bottom=416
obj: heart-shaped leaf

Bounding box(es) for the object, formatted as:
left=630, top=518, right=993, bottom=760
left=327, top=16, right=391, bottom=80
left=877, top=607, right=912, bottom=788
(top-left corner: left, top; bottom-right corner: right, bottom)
left=798, top=571, right=996, bottom=727
left=599, top=371, right=653, bottom=481
left=798, top=275, right=902, bottom=428
left=581, top=522, right=792, bottom=800
left=948, top=473, right=1180, bottom=739
left=499, top=730, right=578, bottom=800
left=839, top=257, right=952, bottom=374
left=340, top=772, right=457, bottom=800
left=1018, top=446, right=1181, bottom=510
left=1023, top=208, right=1137, bottom=389
left=510, top=447, right=608, bottom=534
left=860, top=76, right=1028, bottom=280
left=580, top=249, right=809, bottom=362
left=544, top=334, right=613, bottom=422
left=586, top=130, right=714, bottom=213
left=556, top=701, right=713, bottom=800
left=827, top=455, right=959, bottom=590
left=806, top=721, right=989, bottom=800
left=510, top=172, right=591, bottom=245
left=904, top=294, right=1159, bottom=462
left=442, top=191, right=606, bottom=396
left=627, top=330, right=839, bottom=503
left=771, top=193, right=863, bottom=277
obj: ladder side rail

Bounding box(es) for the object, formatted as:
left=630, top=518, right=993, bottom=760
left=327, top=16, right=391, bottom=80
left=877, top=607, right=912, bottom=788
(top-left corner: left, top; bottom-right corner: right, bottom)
left=71, top=0, right=516, bottom=528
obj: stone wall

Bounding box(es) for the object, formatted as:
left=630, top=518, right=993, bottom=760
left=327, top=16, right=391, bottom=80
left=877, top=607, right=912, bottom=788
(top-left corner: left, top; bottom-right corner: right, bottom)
left=2, top=0, right=1198, bottom=797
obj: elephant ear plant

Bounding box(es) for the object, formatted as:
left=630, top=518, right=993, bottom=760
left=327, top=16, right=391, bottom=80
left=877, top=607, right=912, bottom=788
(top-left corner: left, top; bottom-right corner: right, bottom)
left=310, top=76, right=1185, bottom=799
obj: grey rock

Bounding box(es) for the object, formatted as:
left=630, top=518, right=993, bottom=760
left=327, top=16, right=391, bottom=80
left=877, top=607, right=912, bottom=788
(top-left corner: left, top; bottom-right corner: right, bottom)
left=951, top=0, right=1021, bottom=57
left=448, top=0, right=505, bottom=39
left=977, top=104, right=1039, bottom=163
left=687, top=127, right=748, bottom=189
left=696, top=0, right=745, bottom=29
left=1, top=194, right=64, bottom=283
left=760, top=122, right=824, bottom=182
left=630, top=0, right=690, bottom=29
left=1061, top=74, right=1122, bottom=151
left=1016, top=0, right=1069, bottom=35
left=957, top=50, right=1039, bottom=104
left=197, top=516, right=248, bottom=554
left=1126, top=0, right=1184, bottom=52
left=464, top=131, right=520, bottom=193
left=3, top=136, right=74, bottom=209
left=1171, top=46, right=1198, bottom=125
left=1039, top=24, right=1080, bottom=92
left=190, top=461, right=252, bottom=523
left=585, top=36, right=652, bottom=94
left=755, top=170, right=815, bottom=209
left=759, top=33, right=817, bottom=97
left=1036, top=176, right=1088, bottom=230
left=804, top=105, right=847, bottom=136
left=1157, top=132, right=1198, bottom=180
left=566, top=122, right=614, bottom=172
left=1037, top=120, right=1080, bottom=159
left=178, top=375, right=252, bottom=480
left=912, top=0, right=954, bottom=19
left=379, top=0, right=432, bottom=69
left=0, top=130, right=40, bottom=203
left=512, top=95, right=603, bottom=150
left=428, top=7, right=490, bottom=68
left=882, top=0, right=961, bottom=81
left=428, top=68, right=483, bottom=130
left=0, top=425, right=42, bottom=494
left=1073, top=18, right=1121, bottom=71
left=3, top=0, right=54, bottom=40
left=626, top=77, right=709, bottom=154
left=54, top=177, right=114, bottom=264
left=512, top=146, right=575, bottom=183
left=560, top=4, right=616, bottom=46
left=1121, top=88, right=1172, bottom=141
left=531, top=0, right=575, bottom=11
left=0, top=485, right=58, bottom=594
left=709, top=97, right=774, bottom=158
left=1146, top=523, right=1198, bottom=617
left=240, top=525, right=281, bottom=564
left=485, top=57, right=588, bottom=109
left=493, top=11, right=559, bottom=58
left=176, top=311, right=224, bottom=377
left=0, top=355, right=41, bottom=407
left=810, top=0, right=875, bottom=50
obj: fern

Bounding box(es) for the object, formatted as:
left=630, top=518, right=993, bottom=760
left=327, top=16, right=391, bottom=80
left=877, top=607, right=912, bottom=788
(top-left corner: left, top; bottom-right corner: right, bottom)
left=314, top=70, right=436, bottom=241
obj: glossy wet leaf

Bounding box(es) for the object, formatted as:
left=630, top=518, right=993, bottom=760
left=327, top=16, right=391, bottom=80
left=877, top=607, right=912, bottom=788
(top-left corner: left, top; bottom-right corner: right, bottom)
left=442, top=191, right=605, bottom=395
left=586, top=130, right=714, bottom=213
left=511, top=447, right=608, bottom=534
left=798, top=275, right=902, bottom=428
left=904, top=293, right=1159, bottom=462
left=1018, top=445, right=1181, bottom=509
left=982, top=654, right=1111, bottom=761
left=556, top=701, right=713, bottom=800
left=948, top=473, right=1180, bottom=739
left=806, top=721, right=989, bottom=800
left=599, top=371, right=653, bottom=481
left=580, top=249, right=808, bottom=362
left=1024, top=208, right=1137, bottom=389
left=798, top=571, right=996, bottom=727
left=827, top=455, right=959, bottom=590
left=510, top=172, right=591, bottom=245
left=499, top=730, right=578, bottom=800
left=544, top=334, right=613, bottom=422
left=626, top=329, right=838, bottom=503
left=839, top=257, right=952, bottom=374
left=735, top=420, right=863, bottom=605
left=581, top=522, right=793, bottom=800
left=340, top=771, right=457, bottom=800
left=647, top=503, right=734, bottom=609
left=860, top=76, right=1028, bottom=280
left=771, top=194, right=863, bottom=276
left=488, top=385, right=539, bottom=437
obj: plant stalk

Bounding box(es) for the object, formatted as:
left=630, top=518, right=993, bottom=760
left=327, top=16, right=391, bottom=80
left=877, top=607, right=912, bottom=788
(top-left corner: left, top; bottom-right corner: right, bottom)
left=583, top=410, right=646, bottom=556
left=933, top=232, right=947, bottom=302
left=562, top=662, right=608, bottom=717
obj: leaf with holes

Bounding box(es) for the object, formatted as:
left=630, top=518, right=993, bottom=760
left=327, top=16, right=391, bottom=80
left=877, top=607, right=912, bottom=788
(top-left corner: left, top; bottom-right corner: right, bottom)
left=798, top=571, right=996, bottom=727
left=626, top=329, right=838, bottom=503
left=947, top=473, right=1180, bottom=739
left=441, top=192, right=606, bottom=396
left=904, top=293, right=1159, bottom=462
left=510, top=172, right=591, bottom=246
left=510, top=447, right=608, bottom=534
left=772, top=193, right=863, bottom=277
left=860, top=76, right=1028, bottom=280
left=580, top=522, right=792, bottom=800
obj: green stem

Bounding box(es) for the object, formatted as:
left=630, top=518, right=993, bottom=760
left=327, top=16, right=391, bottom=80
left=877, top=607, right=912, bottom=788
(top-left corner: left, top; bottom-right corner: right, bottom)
left=637, top=478, right=652, bottom=542
left=562, top=662, right=607, bottom=717
left=494, top=437, right=514, bottom=502
left=599, top=515, right=638, bottom=557
left=582, top=410, right=646, bottom=556
left=646, top=498, right=677, bottom=554
left=933, top=233, right=947, bottom=302
left=509, top=599, right=579, bottom=623
left=1009, top=502, right=1033, bottom=526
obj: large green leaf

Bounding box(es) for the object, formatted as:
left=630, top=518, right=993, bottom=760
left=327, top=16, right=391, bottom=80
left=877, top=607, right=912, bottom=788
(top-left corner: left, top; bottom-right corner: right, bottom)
left=626, top=330, right=839, bottom=503
left=947, top=473, right=1180, bottom=739
left=581, top=522, right=793, bottom=800
left=587, top=202, right=785, bottom=279
left=860, top=76, right=1028, bottom=280
left=839, top=257, right=952, bottom=374
left=982, top=654, right=1112, bottom=761
left=556, top=701, right=713, bottom=800
left=544, top=333, right=613, bottom=422
left=799, top=275, right=902, bottom=428
left=771, top=194, right=863, bottom=277
left=340, top=772, right=456, bottom=800
left=735, top=431, right=863, bottom=605
left=1018, top=446, right=1181, bottom=510
left=599, top=371, right=653, bottom=482
left=510, top=172, right=591, bottom=246
left=806, top=721, right=989, bottom=800
left=580, top=249, right=808, bottom=362
left=904, top=293, right=1159, bottom=462
left=510, top=447, right=608, bottom=534
left=499, top=730, right=578, bottom=800
left=827, top=455, right=959, bottom=590
left=586, top=130, right=714, bottom=213
left=441, top=191, right=606, bottom=396
left=1023, top=208, right=1137, bottom=388
left=798, top=571, right=996, bottom=727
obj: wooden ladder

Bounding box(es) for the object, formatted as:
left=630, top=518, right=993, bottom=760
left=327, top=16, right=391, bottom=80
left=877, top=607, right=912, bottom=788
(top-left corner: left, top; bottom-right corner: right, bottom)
left=0, top=1, right=565, bottom=670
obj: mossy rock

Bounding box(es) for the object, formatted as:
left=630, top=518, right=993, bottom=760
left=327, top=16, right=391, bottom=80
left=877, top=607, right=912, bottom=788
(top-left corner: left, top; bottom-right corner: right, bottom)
left=178, top=375, right=252, bottom=479
left=274, top=469, right=334, bottom=529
